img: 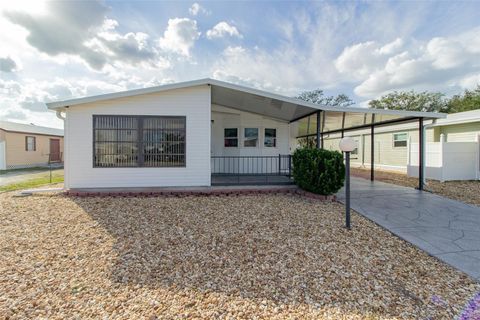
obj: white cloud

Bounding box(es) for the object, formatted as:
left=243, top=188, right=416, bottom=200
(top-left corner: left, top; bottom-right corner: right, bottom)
left=206, top=22, right=242, bottom=39
left=188, top=3, right=209, bottom=16
left=158, top=18, right=200, bottom=56
left=333, top=27, right=480, bottom=98
left=2, top=1, right=172, bottom=70
left=334, top=38, right=404, bottom=81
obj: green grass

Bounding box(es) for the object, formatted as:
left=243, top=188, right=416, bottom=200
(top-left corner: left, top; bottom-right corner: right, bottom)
left=0, top=167, right=53, bottom=175
left=0, top=172, right=64, bottom=192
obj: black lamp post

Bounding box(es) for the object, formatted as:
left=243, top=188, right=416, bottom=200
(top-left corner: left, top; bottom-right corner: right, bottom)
left=339, top=137, right=357, bottom=230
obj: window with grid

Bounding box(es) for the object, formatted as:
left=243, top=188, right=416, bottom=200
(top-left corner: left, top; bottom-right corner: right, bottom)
left=25, top=136, right=36, bottom=151
left=93, top=115, right=186, bottom=167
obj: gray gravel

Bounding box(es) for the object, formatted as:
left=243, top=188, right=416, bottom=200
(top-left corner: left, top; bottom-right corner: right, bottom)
left=0, top=191, right=478, bottom=319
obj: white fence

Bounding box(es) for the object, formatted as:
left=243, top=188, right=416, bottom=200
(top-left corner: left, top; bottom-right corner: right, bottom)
left=408, top=135, right=480, bottom=181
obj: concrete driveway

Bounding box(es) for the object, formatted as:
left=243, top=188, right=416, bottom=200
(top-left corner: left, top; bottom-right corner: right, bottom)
left=337, top=177, right=480, bottom=281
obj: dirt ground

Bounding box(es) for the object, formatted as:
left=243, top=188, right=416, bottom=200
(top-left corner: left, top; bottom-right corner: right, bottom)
left=0, top=191, right=478, bottom=319
left=351, top=167, right=480, bottom=207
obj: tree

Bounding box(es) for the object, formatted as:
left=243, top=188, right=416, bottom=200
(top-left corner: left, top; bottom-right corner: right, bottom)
left=446, top=85, right=480, bottom=113
left=296, top=89, right=354, bottom=107
left=368, top=90, right=448, bottom=113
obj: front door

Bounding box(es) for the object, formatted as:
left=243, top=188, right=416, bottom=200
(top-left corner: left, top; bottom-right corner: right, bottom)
left=49, top=139, right=61, bottom=162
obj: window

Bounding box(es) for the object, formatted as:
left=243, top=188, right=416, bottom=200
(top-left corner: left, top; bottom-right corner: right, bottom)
left=393, top=133, right=408, bottom=148
left=93, top=115, right=186, bottom=167
left=224, top=128, right=238, bottom=147
left=25, top=136, right=36, bottom=151
left=264, top=128, right=277, bottom=147
left=244, top=128, right=258, bottom=147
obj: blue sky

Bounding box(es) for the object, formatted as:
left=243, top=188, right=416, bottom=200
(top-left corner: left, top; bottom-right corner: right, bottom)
left=1, top=0, right=480, bottom=128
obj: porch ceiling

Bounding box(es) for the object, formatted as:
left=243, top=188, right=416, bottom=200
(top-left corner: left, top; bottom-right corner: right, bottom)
left=209, top=80, right=446, bottom=134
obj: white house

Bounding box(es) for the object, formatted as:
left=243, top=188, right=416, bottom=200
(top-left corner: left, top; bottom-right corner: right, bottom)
left=46, top=78, right=444, bottom=190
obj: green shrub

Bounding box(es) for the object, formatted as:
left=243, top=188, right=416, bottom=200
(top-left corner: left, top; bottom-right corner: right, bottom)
left=292, top=148, right=345, bottom=195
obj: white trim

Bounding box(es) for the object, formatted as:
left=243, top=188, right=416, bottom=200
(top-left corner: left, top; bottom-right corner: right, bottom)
left=392, top=132, right=408, bottom=148
left=46, top=78, right=446, bottom=120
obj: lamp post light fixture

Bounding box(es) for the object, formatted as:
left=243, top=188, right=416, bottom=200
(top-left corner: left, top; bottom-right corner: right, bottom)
left=339, top=137, right=357, bottom=230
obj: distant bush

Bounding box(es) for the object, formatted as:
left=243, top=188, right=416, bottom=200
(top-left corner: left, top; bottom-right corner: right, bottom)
left=292, top=148, right=345, bottom=195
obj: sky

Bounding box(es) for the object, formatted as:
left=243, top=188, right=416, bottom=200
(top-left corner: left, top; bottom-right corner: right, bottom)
left=1, top=0, right=480, bottom=129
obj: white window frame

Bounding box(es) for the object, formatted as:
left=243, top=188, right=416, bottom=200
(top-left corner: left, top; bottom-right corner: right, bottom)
left=264, top=128, right=277, bottom=148
left=393, top=132, right=408, bottom=148
left=243, top=128, right=259, bottom=147
left=224, top=128, right=239, bottom=148
left=25, top=136, right=36, bottom=151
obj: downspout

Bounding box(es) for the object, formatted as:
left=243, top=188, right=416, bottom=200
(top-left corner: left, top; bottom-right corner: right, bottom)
left=421, top=119, right=437, bottom=186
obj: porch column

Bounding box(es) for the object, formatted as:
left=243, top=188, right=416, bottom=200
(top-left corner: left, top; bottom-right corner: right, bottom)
left=418, top=117, right=424, bottom=190
left=370, top=114, right=375, bottom=181
left=316, top=111, right=321, bottom=149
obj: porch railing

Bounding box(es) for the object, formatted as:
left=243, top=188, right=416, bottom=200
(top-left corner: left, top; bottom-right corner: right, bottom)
left=211, top=154, right=292, bottom=185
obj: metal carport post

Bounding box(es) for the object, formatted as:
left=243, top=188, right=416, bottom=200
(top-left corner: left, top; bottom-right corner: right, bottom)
left=418, top=117, right=424, bottom=190
left=370, top=114, right=375, bottom=181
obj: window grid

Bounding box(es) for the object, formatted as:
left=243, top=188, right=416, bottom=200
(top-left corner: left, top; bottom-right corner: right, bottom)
left=93, top=115, right=186, bottom=168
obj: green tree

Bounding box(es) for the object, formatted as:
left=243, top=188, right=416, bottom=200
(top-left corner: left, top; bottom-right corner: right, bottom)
left=446, top=85, right=480, bottom=113
left=296, top=89, right=354, bottom=107
left=369, top=90, right=448, bottom=113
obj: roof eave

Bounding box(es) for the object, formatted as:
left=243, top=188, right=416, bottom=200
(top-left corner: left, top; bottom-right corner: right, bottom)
left=46, top=77, right=447, bottom=120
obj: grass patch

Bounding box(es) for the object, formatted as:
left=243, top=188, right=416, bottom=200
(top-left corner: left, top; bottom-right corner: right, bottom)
left=0, top=171, right=64, bottom=192
left=0, top=167, right=52, bottom=175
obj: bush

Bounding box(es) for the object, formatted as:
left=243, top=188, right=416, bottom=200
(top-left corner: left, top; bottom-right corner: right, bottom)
left=292, top=148, right=345, bottom=195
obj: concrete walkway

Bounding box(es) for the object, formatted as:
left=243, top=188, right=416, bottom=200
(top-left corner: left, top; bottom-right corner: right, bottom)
left=337, top=177, right=480, bottom=281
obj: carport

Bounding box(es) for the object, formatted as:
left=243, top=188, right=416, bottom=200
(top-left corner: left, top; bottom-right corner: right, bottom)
left=288, top=106, right=445, bottom=190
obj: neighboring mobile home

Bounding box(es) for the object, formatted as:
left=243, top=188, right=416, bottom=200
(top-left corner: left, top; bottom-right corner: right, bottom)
left=0, top=121, right=64, bottom=170
left=46, top=78, right=444, bottom=190
left=320, top=109, right=480, bottom=180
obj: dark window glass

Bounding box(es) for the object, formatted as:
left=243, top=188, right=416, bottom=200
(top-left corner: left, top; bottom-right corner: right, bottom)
left=224, top=128, right=238, bottom=147
left=244, top=128, right=258, bottom=147
left=264, top=128, right=276, bottom=147
left=93, top=115, right=186, bottom=167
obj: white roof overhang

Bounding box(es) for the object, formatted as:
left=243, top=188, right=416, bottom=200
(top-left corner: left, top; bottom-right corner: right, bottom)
left=46, top=78, right=446, bottom=132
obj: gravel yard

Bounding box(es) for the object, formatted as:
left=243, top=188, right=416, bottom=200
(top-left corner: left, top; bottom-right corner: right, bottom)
left=1, top=191, right=479, bottom=319
left=351, top=167, right=480, bottom=207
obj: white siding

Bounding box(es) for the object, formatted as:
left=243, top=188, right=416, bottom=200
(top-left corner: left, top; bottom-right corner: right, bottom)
left=65, top=85, right=211, bottom=189
left=211, top=104, right=290, bottom=156
left=210, top=105, right=290, bottom=174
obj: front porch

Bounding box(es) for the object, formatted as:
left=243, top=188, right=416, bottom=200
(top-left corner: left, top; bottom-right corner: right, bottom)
left=211, top=155, right=293, bottom=185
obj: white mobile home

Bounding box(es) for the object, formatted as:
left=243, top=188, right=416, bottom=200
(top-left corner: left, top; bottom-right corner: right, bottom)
left=46, top=79, right=444, bottom=190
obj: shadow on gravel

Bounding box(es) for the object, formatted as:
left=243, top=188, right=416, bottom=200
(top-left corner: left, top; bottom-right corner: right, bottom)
left=71, top=195, right=463, bottom=318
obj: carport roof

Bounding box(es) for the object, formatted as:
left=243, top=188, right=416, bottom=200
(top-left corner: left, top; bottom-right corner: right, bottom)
left=46, top=78, right=445, bottom=131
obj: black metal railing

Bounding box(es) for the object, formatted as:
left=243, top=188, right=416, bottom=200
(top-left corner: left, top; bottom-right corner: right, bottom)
left=211, top=155, right=292, bottom=185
